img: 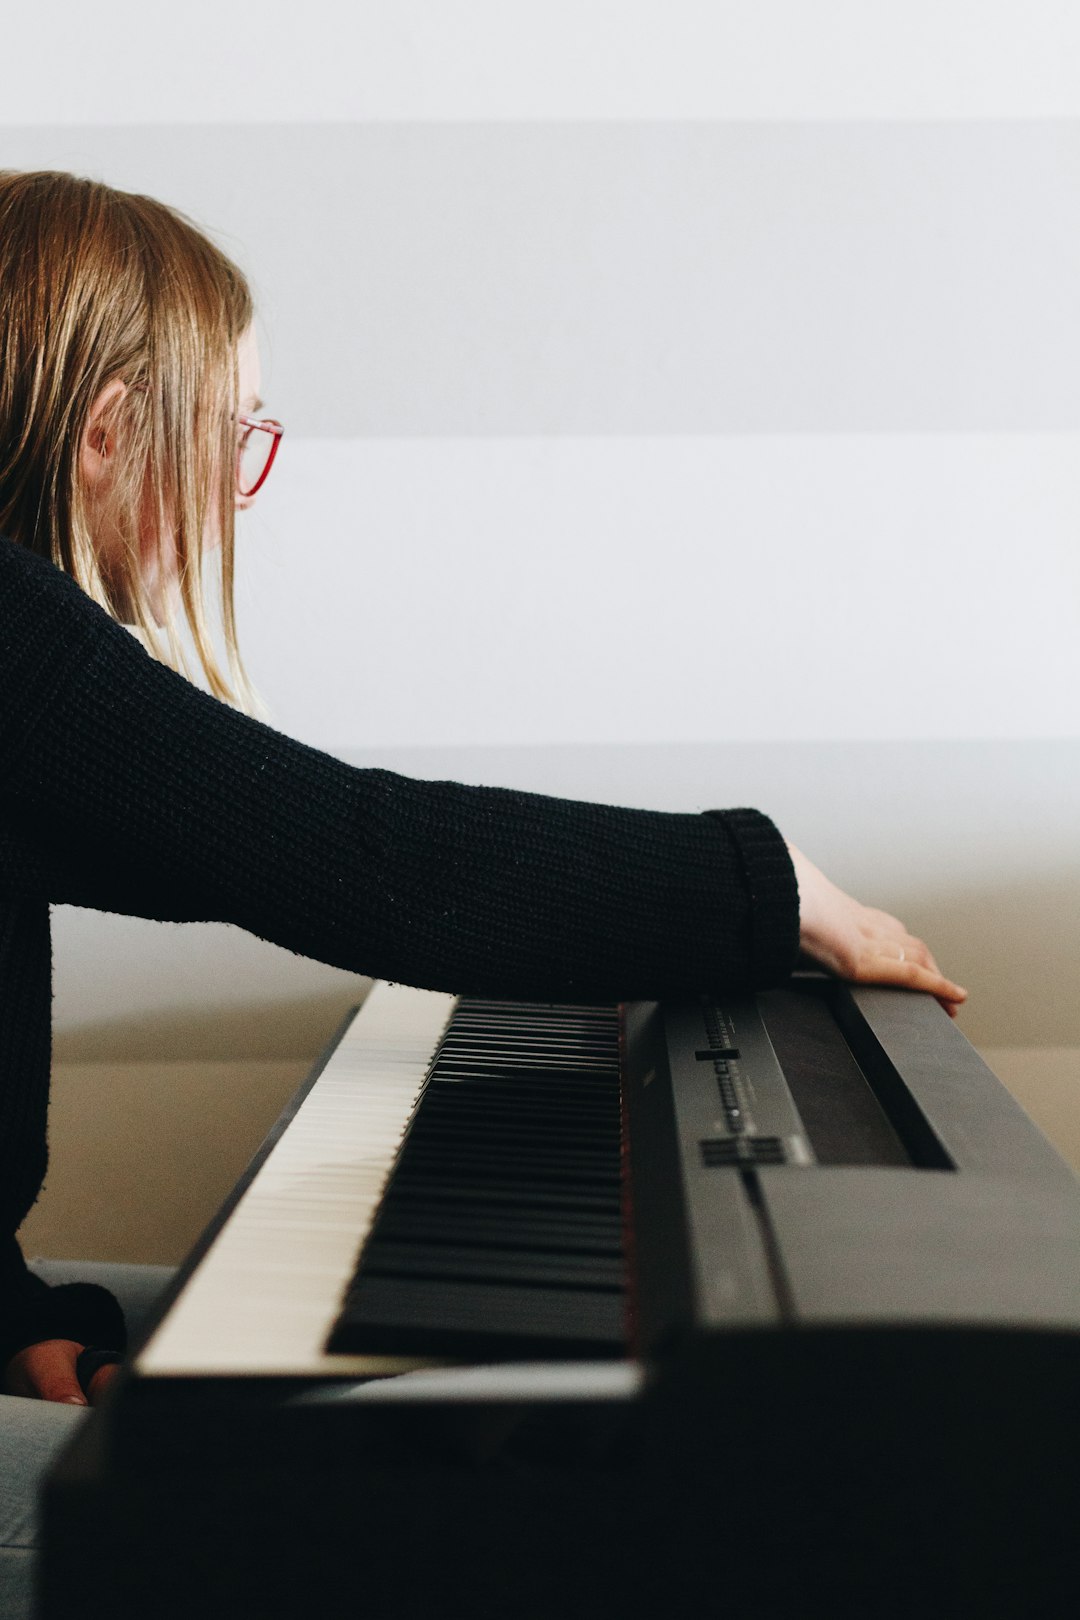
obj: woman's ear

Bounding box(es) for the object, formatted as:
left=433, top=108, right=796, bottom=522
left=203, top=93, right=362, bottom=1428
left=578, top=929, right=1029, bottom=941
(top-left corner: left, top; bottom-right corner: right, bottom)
left=79, top=378, right=128, bottom=492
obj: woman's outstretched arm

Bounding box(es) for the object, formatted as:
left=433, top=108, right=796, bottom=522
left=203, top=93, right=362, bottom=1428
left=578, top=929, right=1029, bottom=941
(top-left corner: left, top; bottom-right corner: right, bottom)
left=0, top=536, right=797, bottom=1000
left=0, top=535, right=962, bottom=1007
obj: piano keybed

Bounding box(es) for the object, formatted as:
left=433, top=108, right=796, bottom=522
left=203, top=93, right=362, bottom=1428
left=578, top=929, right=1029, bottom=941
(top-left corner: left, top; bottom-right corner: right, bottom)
left=135, top=984, right=626, bottom=1379
left=328, top=998, right=625, bottom=1358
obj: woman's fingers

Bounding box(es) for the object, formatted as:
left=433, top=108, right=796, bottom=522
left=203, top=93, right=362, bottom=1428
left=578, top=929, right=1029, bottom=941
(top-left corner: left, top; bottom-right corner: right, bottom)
left=2, top=1339, right=88, bottom=1405
left=856, top=932, right=968, bottom=1012
left=786, top=843, right=967, bottom=1007
left=87, top=1361, right=121, bottom=1406
left=866, top=948, right=967, bottom=1003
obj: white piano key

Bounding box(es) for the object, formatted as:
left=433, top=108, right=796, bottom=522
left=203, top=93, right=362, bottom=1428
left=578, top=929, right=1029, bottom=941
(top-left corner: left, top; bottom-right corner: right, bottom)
left=137, top=982, right=457, bottom=1378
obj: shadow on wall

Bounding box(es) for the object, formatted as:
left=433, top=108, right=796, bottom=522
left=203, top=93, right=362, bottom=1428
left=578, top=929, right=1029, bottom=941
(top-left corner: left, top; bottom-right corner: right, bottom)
left=23, top=1056, right=313, bottom=1266
left=51, top=988, right=371, bottom=1064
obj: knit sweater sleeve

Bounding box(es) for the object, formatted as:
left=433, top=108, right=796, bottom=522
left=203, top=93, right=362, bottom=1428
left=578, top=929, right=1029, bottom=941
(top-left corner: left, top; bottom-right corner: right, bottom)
left=0, top=1238, right=126, bottom=1369
left=0, top=538, right=799, bottom=999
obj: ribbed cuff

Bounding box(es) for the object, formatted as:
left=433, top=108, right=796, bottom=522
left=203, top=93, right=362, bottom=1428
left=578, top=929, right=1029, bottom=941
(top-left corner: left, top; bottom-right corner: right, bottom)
left=703, top=808, right=799, bottom=985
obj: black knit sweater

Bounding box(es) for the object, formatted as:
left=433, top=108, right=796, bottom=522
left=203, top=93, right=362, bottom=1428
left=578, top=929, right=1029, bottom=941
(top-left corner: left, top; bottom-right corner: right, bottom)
left=0, top=534, right=799, bottom=1366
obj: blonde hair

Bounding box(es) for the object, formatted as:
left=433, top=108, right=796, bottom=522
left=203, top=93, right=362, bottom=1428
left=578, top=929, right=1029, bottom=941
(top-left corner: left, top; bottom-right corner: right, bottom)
left=0, top=170, right=254, bottom=703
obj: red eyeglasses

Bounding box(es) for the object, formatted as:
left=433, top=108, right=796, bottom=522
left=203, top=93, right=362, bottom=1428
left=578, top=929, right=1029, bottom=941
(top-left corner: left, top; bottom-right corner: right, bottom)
left=236, top=415, right=284, bottom=497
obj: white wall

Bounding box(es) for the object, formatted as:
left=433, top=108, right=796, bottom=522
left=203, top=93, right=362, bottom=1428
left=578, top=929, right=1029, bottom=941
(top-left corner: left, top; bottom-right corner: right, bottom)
left=4, top=4, right=1080, bottom=1067
left=4, top=3, right=1080, bottom=123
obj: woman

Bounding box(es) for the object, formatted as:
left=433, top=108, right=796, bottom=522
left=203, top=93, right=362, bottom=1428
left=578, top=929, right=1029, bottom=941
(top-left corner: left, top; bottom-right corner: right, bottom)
left=0, top=169, right=962, bottom=1613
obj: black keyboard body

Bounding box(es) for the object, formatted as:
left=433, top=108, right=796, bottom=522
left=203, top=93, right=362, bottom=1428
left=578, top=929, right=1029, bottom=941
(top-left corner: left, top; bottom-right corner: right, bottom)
left=40, top=979, right=1080, bottom=1619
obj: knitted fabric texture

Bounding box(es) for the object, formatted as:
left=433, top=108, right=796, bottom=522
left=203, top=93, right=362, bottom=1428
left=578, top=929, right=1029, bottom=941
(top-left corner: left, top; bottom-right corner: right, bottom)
left=0, top=535, right=799, bottom=1362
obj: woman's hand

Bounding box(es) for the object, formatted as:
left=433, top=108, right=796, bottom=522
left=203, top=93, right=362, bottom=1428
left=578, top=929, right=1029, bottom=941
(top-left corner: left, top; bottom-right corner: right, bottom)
left=3, top=1339, right=119, bottom=1406
left=787, top=843, right=967, bottom=1015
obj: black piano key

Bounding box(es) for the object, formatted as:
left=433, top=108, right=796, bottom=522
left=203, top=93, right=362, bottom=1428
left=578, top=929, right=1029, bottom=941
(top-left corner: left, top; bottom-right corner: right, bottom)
left=358, top=1241, right=626, bottom=1291
left=406, top=1118, right=619, bottom=1150
left=422, top=1104, right=615, bottom=1128
left=329, top=1275, right=627, bottom=1359
left=396, top=1143, right=620, bottom=1179
left=402, top=1135, right=620, bottom=1164
left=420, top=1083, right=618, bottom=1108
left=392, top=1180, right=621, bottom=1213
left=326, top=996, right=628, bottom=1361
left=437, top=1031, right=616, bottom=1044
left=373, top=1210, right=624, bottom=1255
left=405, top=1099, right=619, bottom=1130
left=420, top=1095, right=616, bottom=1119
left=400, top=1129, right=619, bottom=1159
left=388, top=1176, right=621, bottom=1213
left=419, top=1083, right=617, bottom=1111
